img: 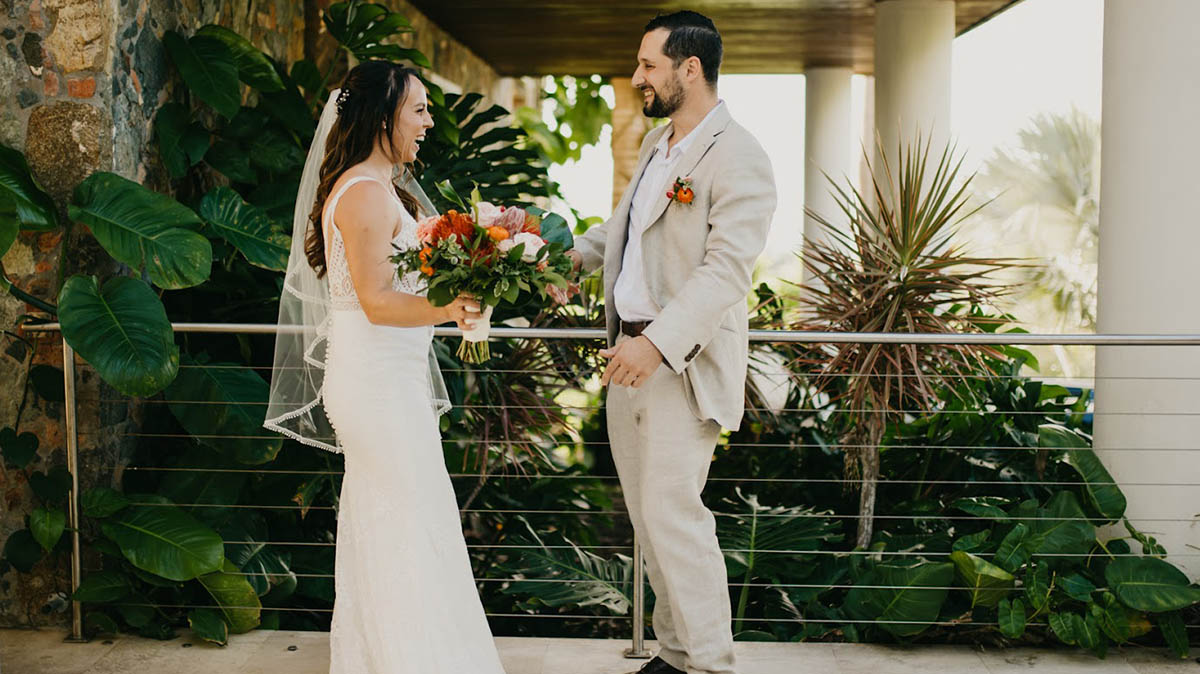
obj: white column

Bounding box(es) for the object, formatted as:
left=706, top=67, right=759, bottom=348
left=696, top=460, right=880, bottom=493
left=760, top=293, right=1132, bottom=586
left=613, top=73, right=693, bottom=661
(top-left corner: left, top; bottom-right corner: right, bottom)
left=803, top=67, right=854, bottom=278
left=1094, top=0, right=1200, bottom=580
left=872, top=0, right=953, bottom=173
left=858, top=75, right=875, bottom=197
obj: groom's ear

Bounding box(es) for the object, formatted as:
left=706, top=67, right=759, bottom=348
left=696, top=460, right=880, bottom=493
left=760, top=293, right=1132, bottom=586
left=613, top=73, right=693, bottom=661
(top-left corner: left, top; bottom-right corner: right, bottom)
left=683, top=56, right=704, bottom=85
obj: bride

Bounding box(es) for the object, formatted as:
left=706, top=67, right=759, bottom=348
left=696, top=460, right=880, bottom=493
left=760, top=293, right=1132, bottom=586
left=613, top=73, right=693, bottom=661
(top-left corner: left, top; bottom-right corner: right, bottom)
left=263, top=61, right=506, bottom=673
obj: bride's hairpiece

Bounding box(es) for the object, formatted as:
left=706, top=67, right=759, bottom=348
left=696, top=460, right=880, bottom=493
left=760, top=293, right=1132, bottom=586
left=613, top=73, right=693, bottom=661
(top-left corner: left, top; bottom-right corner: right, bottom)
left=335, top=88, right=352, bottom=113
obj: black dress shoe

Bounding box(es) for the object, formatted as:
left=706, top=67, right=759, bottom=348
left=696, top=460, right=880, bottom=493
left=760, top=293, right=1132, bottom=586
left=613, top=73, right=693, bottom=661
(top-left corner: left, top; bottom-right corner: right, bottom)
left=627, top=656, right=685, bottom=674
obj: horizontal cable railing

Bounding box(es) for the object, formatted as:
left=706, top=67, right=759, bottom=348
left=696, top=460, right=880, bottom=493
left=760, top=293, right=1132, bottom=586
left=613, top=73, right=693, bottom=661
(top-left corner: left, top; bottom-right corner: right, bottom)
left=20, top=322, right=1200, bottom=650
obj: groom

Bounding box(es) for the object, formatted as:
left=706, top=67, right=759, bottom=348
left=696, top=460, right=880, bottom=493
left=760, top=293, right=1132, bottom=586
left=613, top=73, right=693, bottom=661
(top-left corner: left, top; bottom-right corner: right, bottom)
left=567, top=11, right=776, bottom=674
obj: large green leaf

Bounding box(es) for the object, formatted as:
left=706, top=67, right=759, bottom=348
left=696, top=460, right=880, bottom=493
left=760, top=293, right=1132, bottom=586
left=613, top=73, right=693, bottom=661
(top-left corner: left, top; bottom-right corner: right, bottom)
left=1155, top=611, right=1190, bottom=659
left=0, top=204, right=16, bottom=267
left=949, top=550, right=1014, bottom=608
left=1060, top=572, right=1097, bottom=602
left=1023, top=562, right=1051, bottom=612
left=29, top=465, right=72, bottom=505
left=195, top=25, right=284, bottom=93
left=0, top=143, right=58, bottom=233
left=993, top=522, right=1032, bottom=573
left=197, top=559, right=261, bottom=633
left=69, top=172, right=211, bottom=289
left=1041, top=424, right=1126, bottom=523
left=323, top=1, right=423, bottom=65
left=100, top=504, right=223, bottom=581
left=166, top=356, right=282, bottom=465
left=843, top=561, right=955, bottom=637
left=257, top=86, right=315, bottom=138
left=527, top=207, right=573, bottom=248
left=81, top=487, right=131, bottom=518
left=205, top=140, right=258, bottom=185
left=58, top=275, right=179, bottom=397
left=154, top=103, right=209, bottom=179
left=220, top=515, right=294, bottom=598
left=248, top=127, right=305, bottom=174
left=199, top=187, right=289, bottom=271
left=188, top=607, right=230, bottom=646
left=998, top=597, right=1026, bottom=638
left=1105, top=556, right=1200, bottom=612
left=30, top=506, right=66, bottom=552
left=1095, top=591, right=1150, bottom=644
left=162, top=31, right=241, bottom=119
left=1015, top=491, right=1095, bottom=561
left=157, top=447, right=247, bottom=520
left=3, top=528, right=42, bottom=572
left=950, top=496, right=1011, bottom=520
left=72, top=570, right=132, bottom=602
left=0, top=427, right=38, bottom=469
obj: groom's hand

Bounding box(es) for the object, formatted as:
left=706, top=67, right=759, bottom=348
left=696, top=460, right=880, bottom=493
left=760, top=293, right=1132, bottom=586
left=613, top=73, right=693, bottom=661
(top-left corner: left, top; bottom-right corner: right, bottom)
left=566, top=249, right=583, bottom=273
left=599, top=336, right=663, bottom=388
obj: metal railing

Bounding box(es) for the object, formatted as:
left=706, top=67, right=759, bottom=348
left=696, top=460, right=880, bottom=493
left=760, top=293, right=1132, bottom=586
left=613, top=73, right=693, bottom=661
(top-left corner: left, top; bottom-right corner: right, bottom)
left=20, top=322, right=1200, bottom=652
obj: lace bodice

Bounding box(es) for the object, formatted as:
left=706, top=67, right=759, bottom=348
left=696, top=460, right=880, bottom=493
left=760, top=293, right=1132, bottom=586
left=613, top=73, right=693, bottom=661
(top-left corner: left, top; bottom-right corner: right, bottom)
left=324, top=176, right=426, bottom=311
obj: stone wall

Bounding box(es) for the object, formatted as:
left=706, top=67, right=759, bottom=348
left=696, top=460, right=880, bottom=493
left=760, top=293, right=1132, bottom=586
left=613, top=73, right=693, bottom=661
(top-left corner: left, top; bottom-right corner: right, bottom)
left=0, top=0, right=504, bottom=628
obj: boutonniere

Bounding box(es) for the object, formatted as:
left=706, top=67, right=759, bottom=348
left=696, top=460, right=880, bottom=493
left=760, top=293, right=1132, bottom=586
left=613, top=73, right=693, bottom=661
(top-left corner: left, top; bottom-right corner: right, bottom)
left=666, top=176, right=694, bottom=205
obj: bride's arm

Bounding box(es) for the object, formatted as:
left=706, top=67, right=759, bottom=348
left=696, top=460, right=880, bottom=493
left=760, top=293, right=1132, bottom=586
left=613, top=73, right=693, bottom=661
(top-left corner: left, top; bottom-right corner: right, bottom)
left=334, top=181, right=470, bottom=328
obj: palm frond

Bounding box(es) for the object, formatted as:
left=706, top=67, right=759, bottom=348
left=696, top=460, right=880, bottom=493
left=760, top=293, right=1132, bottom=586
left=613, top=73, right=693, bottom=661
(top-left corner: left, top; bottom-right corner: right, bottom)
left=498, top=517, right=633, bottom=615
left=790, top=135, right=1022, bottom=548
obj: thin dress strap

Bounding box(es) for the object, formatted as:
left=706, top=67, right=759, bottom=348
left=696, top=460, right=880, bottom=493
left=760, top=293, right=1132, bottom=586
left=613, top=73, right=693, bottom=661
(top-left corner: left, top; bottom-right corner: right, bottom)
left=322, top=176, right=398, bottom=254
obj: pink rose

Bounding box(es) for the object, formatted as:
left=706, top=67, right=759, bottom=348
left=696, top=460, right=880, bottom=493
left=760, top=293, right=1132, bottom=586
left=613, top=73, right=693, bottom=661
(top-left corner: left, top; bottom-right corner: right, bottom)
left=416, top=215, right=440, bottom=244
left=476, top=202, right=502, bottom=228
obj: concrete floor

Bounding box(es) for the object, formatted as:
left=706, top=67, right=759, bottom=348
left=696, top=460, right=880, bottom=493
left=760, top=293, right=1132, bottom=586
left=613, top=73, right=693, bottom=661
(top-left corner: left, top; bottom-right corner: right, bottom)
left=1, top=628, right=1197, bottom=674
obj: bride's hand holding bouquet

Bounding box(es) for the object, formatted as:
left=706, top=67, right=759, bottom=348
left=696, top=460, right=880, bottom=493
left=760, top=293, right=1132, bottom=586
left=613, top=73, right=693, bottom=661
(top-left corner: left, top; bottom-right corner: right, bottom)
left=391, top=186, right=577, bottom=362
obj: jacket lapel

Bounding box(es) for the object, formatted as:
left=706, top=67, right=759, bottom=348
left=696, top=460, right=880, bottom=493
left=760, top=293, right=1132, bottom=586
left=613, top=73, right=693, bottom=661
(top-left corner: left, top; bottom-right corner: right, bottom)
left=641, top=105, right=733, bottom=233
left=609, top=125, right=669, bottom=277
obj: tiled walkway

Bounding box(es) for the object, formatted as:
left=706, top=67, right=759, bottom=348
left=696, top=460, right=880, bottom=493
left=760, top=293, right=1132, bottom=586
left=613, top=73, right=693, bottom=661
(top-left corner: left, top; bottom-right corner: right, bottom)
left=2, top=628, right=1196, bottom=673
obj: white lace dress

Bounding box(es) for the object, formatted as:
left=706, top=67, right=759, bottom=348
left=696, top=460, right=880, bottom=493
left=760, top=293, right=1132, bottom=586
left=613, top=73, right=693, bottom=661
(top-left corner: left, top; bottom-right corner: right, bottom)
left=320, top=176, right=506, bottom=674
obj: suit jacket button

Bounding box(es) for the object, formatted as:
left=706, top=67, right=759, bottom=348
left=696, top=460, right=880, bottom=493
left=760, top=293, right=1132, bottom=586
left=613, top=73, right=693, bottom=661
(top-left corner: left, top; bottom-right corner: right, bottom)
left=686, top=344, right=700, bottom=361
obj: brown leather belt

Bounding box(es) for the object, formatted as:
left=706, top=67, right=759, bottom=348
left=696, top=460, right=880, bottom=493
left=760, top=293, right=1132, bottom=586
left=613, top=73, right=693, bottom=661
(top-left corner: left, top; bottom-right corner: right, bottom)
left=619, top=320, right=651, bottom=338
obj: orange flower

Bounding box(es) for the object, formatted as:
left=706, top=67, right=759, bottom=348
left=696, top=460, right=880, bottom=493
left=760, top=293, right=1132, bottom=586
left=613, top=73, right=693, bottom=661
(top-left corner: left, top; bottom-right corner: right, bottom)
left=487, top=226, right=509, bottom=242
left=420, top=264, right=434, bottom=276
left=432, top=210, right=476, bottom=244
left=677, top=187, right=694, bottom=204
left=418, top=246, right=432, bottom=263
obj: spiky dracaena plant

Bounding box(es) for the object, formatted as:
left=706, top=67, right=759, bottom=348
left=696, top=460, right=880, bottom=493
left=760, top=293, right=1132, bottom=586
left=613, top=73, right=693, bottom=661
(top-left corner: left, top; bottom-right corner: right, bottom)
left=793, top=137, right=1020, bottom=550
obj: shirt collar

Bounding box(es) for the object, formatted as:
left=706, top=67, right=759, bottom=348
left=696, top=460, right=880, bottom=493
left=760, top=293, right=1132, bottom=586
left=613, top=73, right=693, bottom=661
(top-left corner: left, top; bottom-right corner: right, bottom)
left=655, top=99, right=725, bottom=160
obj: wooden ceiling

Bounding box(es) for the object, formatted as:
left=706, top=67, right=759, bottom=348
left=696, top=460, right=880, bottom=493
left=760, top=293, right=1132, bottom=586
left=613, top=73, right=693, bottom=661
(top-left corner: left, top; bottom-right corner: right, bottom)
left=408, top=0, right=1023, bottom=77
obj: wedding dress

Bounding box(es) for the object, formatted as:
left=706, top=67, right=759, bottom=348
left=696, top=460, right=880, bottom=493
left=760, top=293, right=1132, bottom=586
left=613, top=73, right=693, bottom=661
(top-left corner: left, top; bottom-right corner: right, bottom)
left=319, top=175, right=506, bottom=673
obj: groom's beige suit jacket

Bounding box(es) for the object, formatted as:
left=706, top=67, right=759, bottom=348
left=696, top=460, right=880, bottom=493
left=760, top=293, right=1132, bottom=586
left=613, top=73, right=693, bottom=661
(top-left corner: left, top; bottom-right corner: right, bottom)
left=573, top=104, right=777, bottom=430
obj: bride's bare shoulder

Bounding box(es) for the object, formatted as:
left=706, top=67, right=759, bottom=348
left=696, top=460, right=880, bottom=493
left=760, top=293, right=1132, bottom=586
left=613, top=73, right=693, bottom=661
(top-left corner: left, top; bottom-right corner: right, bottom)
left=328, top=171, right=396, bottom=235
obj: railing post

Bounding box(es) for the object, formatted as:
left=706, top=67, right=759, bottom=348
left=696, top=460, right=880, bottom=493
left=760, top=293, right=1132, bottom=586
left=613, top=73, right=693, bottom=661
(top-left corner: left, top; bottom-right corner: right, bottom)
left=62, top=340, right=86, bottom=643
left=624, top=532, right=652, bottom=659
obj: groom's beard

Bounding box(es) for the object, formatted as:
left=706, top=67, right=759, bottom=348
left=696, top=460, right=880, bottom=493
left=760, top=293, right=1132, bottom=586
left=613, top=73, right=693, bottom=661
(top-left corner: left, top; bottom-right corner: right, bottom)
left=640, top=75, right=685, bottom=118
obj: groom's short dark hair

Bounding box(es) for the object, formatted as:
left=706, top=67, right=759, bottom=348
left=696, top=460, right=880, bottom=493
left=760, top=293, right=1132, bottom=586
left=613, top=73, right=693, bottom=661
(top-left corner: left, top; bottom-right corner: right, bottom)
left=644, top=11, right=723, bottom=88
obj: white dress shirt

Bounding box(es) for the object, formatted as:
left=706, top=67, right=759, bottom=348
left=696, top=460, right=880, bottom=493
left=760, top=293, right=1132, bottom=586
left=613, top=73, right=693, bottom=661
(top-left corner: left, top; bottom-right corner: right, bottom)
left=614, top=101, right=726, bottom=322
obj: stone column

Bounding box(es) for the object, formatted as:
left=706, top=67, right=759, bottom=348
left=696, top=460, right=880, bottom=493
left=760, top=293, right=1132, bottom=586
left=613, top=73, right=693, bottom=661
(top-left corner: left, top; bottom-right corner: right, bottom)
left=802, top=67, right=853, bottom=280
left=1094, top=0, right=1200, bottom=580
left=872, top=0, right=953, bottom=175
left=611, top=76, right=649, bottom=209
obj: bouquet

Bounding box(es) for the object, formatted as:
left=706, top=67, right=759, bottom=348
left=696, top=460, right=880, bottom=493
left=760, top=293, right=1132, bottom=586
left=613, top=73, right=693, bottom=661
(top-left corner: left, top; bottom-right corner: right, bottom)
left=391, top=187, right=577, bottom=363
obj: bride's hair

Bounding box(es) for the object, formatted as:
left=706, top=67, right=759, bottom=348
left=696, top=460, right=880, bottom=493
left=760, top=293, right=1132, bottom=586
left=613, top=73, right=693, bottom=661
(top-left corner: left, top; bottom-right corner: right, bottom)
left=306, top=61, right=424, bottom=278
